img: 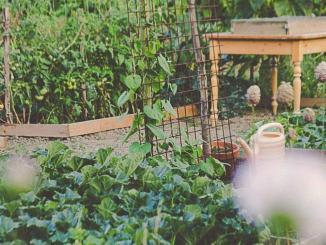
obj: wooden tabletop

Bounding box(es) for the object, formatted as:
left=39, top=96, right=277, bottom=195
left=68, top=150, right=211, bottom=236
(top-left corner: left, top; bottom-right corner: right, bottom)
left=204, top=32, right=326, bottom=41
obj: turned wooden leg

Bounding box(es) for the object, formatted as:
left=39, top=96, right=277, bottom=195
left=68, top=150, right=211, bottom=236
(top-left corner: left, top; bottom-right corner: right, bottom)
left=210, top=41, right=219, bottom=126
left=271, top=56, right=278, bottom=115
left=293, top=61, right=302, bottom=114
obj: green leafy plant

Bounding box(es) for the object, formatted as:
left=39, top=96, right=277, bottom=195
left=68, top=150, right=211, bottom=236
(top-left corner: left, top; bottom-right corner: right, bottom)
left=243, top=108, right=325, bottom=150
left=0, top=141, right=262, bottom=244
left=1, top=1, right=134, bottom=123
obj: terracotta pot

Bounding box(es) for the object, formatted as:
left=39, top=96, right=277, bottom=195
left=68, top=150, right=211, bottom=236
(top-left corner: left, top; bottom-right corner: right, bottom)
left=210, top=140, right=240, bottom=177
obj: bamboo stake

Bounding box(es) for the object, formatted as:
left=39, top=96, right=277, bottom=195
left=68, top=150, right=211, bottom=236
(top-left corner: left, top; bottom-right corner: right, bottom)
left=140, top=0, right=154, bottom=145
left=188, top=0, right=211, bottom=158
left=78, top=10, right=88, bottom=120
left=2, top=7, right=13, bottom=124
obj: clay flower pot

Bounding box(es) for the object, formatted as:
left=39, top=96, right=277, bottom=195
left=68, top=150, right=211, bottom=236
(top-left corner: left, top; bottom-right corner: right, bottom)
left=211, top=140, right=240, bottom=177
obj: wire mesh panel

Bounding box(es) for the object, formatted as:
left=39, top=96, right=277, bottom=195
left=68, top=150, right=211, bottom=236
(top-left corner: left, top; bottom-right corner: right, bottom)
left=125, top=0, right=236, bottom=163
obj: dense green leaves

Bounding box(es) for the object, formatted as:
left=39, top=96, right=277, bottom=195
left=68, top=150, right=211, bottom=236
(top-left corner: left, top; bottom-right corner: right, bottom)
left=0, top=142, right=260, bottom=244
left=244, top=108, right=325, bottom=150
left=0, top=1, right=134, bottom=123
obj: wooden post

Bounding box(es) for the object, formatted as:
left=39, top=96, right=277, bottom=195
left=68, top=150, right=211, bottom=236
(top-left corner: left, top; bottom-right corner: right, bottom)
left=293, top=60, right=302, bottom=113
left=271, top=56, right=278, bottom=115
left=292, top=41, right=303, bottom=114
left=2, top=7, right=13, bottom=124
left=78, top=10, right=88, bottom=120
left=210, top=40, right=219, bottom=127
left=189, top=0, right=211, bottom=157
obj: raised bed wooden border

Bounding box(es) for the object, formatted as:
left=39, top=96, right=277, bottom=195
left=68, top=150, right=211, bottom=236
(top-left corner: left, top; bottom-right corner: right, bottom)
left=301, top=97, right=325, bottom=107
left=0, top=104, right=198, bottom=138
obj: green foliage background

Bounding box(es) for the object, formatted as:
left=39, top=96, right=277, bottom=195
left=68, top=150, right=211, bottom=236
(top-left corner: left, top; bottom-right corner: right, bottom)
left=0, top=0, right=325, bottom=123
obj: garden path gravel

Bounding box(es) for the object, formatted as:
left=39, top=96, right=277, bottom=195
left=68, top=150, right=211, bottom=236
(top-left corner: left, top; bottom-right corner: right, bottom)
left=2, top=112, right=273, bottom=156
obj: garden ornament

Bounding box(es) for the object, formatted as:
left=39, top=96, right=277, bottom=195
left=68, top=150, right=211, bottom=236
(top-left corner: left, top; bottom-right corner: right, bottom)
left=246, top=85, right=261, bottom=106
left=314, top=61, right=326, bottom=82
left=303, top=107, right=316, bottom=123
left=237, top=123, right=285, bottom=163
left=277, top=81, right=293, bottom=106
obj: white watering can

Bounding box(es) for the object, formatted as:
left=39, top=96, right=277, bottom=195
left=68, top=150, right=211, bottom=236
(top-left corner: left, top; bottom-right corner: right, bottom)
left=237, top=123, right=285, bottom=163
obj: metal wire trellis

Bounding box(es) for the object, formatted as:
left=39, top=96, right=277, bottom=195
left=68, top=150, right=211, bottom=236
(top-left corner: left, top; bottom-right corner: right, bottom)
left=125, top=0, right=237, bottom=164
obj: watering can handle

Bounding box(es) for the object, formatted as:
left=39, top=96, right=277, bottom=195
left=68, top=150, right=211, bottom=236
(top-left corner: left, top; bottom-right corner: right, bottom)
left=256, top=122, right=284, bottom=138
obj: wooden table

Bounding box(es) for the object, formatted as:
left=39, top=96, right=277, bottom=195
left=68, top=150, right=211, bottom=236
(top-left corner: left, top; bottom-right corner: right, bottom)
left=204, top=32, right=326, bottom=125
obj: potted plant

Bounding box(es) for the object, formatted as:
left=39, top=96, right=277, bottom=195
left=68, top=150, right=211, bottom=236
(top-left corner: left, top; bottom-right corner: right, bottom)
left=211, top=140, right=240, bottom=178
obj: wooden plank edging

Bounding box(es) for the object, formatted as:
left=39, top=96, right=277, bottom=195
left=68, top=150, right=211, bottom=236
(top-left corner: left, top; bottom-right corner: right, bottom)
left=68, top=114, right=135, bottom=137
left=301, top=97, right=325, bottom=107
left=0, top=104, right=198, bottom=138
left=0, top=123, right=70, bottom=138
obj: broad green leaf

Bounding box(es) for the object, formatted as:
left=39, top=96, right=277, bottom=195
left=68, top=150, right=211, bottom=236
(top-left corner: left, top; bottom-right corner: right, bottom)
left=90, top=175, right=115, bottom=193
left=20, top=191, right=37, bottom=203
left=192, top=176, right=210, bottom=195
left=184, top=204, right=202, bottom=221
left=47, top=141, right=68, bottom=156
left=199, top=157, right=225, bottom=177
left=129, top=142, right=151, bottom=155
left=162, top=100, right=176, bottom=116
left=97, top=197, right=117, bottom=219
left=50, top=231, right=69, bottom=243
left=158, top=54, right=172, bottom=76
left=96, top=148, right=114, bottom=164
left=117, top=91, right=130, bottom=107
left=249, top=0, right=264, bottom=11
left=68, top=156, right=94, bottom=171
left=84, top=235, right=104, bottom=245
left=124, top=113, right=144, bottom=142
left=199, top=159, right=215, bottom=176
left=134, top=223, right=148, bottom=245
left=273, top=0, right=293, bottom=16
left=169, top=83, right=177, bottom=95
left=30, top=239, right=48, bottom=245
left=66, top=171, right=84, bottom=186
left=4, top=200, right=21, bottom=216
left=27, top=217, right=49, bottom=228
left=124, top=74, right=141, bottom=91
left=56, top=188, right=81, bottom=201
left=144, top=105, right=164, bottom=121
left=81, top=165, right=98, bottom=179
left=0, top=216, right=19, bottom=234
left=147, top=124, right=167, bottom=140
left=126, top=154, right=143, bottom=177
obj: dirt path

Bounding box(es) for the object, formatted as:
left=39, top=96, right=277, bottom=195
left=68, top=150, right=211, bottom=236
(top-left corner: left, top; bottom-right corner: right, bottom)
left=1, top=111, right=272, bottom=156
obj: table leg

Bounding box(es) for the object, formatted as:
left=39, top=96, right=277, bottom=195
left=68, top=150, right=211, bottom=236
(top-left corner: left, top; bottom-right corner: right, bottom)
left=293, top=60, right=302, bottom=114
left=210, top=42, right=219, bottom=126
left=271, top=56, right=278, bottom=115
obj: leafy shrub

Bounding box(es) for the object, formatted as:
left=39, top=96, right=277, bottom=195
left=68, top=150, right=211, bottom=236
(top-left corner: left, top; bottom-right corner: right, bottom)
left=1, top=1, right=132, bottom=123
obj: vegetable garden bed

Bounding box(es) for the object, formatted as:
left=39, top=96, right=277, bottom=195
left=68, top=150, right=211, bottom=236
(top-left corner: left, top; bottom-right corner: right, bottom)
left=0, top=105, right=198, bottom=138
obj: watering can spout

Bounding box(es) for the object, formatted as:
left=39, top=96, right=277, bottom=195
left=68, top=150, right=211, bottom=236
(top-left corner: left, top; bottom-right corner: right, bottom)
left=237, top=137, right=253, bottom=159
